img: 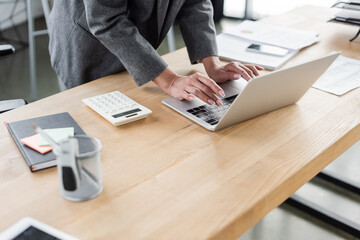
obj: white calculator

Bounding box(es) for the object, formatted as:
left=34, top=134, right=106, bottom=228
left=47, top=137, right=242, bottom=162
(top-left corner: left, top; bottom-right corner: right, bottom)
left=82, top=91, right=152, bottom=126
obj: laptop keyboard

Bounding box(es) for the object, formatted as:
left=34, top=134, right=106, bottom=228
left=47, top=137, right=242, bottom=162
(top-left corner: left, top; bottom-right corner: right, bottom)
left=186, top=95, right=238, bottom=125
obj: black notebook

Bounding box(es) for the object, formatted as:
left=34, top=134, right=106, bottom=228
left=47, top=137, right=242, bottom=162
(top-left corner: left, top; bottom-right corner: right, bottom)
left=6, top=112, right=86, bottom=172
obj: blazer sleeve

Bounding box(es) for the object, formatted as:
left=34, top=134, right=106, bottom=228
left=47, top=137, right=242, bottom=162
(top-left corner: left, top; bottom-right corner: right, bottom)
left=83, top=0, right=168, bottom=86
left=176, top=0, right=218, bottom=64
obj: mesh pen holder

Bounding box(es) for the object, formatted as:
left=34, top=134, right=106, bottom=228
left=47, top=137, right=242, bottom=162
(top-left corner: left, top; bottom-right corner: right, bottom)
left=54, top=135, right=103, bottom=201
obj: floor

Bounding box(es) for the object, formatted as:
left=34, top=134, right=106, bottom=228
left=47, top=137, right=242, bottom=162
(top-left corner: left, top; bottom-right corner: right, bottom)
left=0, top=18, right=58, bottom=101
left=0, top=8, right=359, bottom=240
left=239, top=140, right=360, bottom=240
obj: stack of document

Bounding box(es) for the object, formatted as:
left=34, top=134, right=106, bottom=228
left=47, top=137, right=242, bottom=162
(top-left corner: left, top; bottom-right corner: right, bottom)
left=333, top=0, right=360, bottom=11
left=329, top=1, right=360, bottom=41
left=313, top=55, right=360, bottom=95
left=331, top=7, right=360, bottom=25
left=217, top=20, right=319, bottom=70
left=331, top=9, right=360, bottom=25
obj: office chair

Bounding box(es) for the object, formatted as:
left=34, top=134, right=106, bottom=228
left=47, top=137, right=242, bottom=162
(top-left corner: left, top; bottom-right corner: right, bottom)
left=0, top=44, right=27, bottom=114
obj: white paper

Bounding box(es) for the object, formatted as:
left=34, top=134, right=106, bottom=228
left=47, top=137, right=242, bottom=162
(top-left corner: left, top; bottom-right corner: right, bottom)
left=313, top=55, right=360, bottom=95
left=223, top=20, right=319, bottom=51
left=216, top=33, right=298, bottom=70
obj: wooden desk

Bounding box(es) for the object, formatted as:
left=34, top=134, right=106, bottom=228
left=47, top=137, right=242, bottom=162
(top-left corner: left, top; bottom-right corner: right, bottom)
left=0, top=5, right=359, bottom=240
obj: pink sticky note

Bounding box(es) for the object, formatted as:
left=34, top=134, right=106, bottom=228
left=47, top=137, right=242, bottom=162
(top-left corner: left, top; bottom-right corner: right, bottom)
left=20, top=134, right=53, bottom=154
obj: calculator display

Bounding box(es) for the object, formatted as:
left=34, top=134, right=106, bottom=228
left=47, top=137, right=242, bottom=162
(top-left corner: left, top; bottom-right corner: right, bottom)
left=112, top=108, right=141, bottom=118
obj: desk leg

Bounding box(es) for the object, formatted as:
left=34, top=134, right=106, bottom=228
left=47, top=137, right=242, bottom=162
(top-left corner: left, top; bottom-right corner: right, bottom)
left=27, top=0, right=37, bottom=101
left=166, top=26, right=176, bottom=53
left=244, top=0, right=252, bottom=20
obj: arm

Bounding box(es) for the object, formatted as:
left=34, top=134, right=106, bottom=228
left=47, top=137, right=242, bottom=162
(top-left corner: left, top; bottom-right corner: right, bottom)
left=150, top=0, right=220, bottom=106
left=176, top=0, right=263, bottom=82
left=84, top=0, right=224, bottom=106
left=83, top=0, right=167, bottom=86
left=176, top=0, right=218, bottom=64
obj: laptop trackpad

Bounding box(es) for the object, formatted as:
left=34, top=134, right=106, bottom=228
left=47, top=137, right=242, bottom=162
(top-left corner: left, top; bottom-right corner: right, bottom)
left=219, top=78, right=247, bottom=97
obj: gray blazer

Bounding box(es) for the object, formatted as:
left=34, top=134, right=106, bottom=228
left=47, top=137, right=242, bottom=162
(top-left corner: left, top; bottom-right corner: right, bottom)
left=49, top=0, right=218, bottom=88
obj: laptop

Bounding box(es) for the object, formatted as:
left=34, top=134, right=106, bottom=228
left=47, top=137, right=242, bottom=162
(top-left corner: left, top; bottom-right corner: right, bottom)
left=162, top=52, right=340, bottom=131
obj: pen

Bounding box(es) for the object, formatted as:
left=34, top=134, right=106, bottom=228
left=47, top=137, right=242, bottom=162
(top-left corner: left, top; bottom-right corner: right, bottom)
left=32, top=124, right=61, bottom=151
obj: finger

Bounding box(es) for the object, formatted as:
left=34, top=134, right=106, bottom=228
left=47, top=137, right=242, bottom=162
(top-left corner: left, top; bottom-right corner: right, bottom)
left=171, top=83, right=194, bottom=101
left=181, top=91, right=195, bottom=102
left=220, top=71, right=243, bottom=81
left=244, top=64, right=260, bottom=76
left=226, top=63, right=251, bottom=80
left=186, top=84, right=223, bottom=106
left=175, top=90, right=194, bottom=101
left=192, top=73, right=225, bottom=97
left=255, top=65, right=265, bottom=70
left=186, top=86, right=218, bottom=105
left=238, top=64, right=255, bottom=78
left=190, top=80, right=221, bottom=104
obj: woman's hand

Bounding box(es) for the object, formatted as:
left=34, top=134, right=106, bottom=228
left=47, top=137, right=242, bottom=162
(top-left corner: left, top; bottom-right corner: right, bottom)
left=153, top=68, right=224, bottom=106
left=201, top=56, right=264, bottom=83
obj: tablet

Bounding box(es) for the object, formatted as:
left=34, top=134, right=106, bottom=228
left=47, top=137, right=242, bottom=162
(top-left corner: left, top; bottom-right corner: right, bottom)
left=0, top=217, right=78, bottom=240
